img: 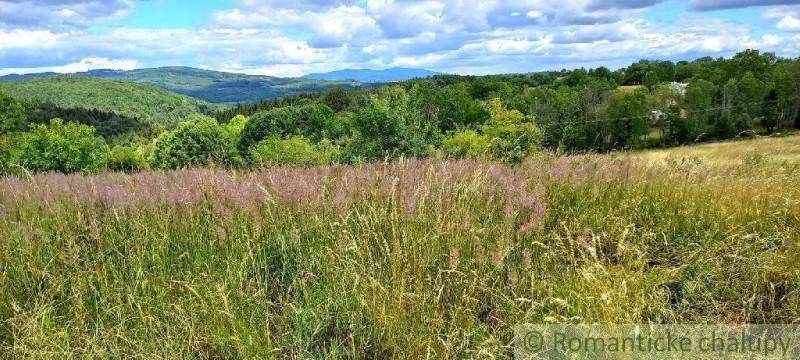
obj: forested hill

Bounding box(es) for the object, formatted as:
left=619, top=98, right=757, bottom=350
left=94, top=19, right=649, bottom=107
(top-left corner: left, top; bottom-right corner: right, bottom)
left=0, top=67, right=373, bottom=104
left=0, top=76, right=220, bottom=126
left=306, top=67, right=442, bottom=83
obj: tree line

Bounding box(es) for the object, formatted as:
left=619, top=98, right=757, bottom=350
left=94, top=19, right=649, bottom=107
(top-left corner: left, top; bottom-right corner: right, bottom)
left=1, top=49, right=799, bottom=174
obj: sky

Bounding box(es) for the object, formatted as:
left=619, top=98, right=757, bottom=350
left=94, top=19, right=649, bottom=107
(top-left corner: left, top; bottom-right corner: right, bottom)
left=1, top=0, right=800, bottom=77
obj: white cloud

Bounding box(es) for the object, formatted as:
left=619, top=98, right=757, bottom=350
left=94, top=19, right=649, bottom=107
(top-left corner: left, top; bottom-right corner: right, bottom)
left=0, top=29, right=62, bottom=50
left=777, top=15, right=800, bottom=31
left=2, top=1, right=800, bottom=77
left=0, top=57, right=139, bottom=76
left=0, top=0, right=133, bottom=28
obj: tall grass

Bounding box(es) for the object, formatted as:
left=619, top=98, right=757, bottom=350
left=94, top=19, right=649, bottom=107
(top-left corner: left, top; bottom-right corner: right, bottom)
left=1, top=138, right=799, bottom=358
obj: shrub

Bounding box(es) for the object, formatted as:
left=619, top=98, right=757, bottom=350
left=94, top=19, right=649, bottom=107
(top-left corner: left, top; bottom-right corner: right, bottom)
left=250, top=136, right=333, bottom=167
left=481, top=98, right=542, bottom=163
left=239, top=104, right=334, bottom=152
left=441, top=130, right=490, bottom=159
left=104, top=145, right=147, bottom=173
left=16, top=118, right=108, bottom=174
left=225, top=114, right=248, bottom=140
left=149, top=116, right=239, bottom=170
left=0, top=89, right=25, bottom=134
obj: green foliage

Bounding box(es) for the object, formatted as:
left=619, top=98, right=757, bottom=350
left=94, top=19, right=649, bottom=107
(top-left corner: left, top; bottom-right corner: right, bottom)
left=149, top=116, right=239, bottom=170
left=606, top=89, right=649, bottom=149
left=0, top=89, right=25, bottom=134
left=441, top=130, right=490, bottom=159
left=16, top=119, right=107, bottom=173
left=3, top=50, right=800, bottom=173
left=481, top=98, right=543, bottom=163
left=239, top=104, right=334, bottom=153
left=0, top=134, right=15, bottom=174
left=643, top=71, right=660, bottom=91
left=250, top=136, right=336, bottom=167
left=103, top=145, right=148, bottom=173
left=346, top=86, right=437, bottom=160
left=320, top=86, right=352, bottom=112
left=224, top=114, right=249, bottom=140
left=96, top=66, right=369, bottom=104
left=434, top=82, right=490, bottom=131
left=0, top=76, right=220, bottom=126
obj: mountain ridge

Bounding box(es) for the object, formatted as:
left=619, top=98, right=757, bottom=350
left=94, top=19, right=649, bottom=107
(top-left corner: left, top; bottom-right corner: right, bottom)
left=0, top=67, right=370, bottom=104
left=305, top=67, right=443, bottom=83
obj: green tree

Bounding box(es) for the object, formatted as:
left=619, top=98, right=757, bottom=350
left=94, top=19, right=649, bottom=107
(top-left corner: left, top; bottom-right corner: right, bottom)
left=345, top=86, right=437, bottom=160
left=17, top=119, right=108, bottom=173
left=239, top=104, right=334, bottom=152
left=149, top=116, right=238, bottom=170
left=649, top=84, right=683, bottom=145
left=525, top=86, right=582, bottom=149
left=225, top=114, right=249, bottom=140
left=684, top=79, right=718, bottom=141
left=434, top=82, right=489, bottom=132
left=481, top=98, right=542, bottom=163
left=0, top=90, right=25, bottom=134
left=770, top=61, right=800, bottom=129
left=605, top=89, right=649, bottom=149
left=643, top=71, right=660, bottom=91
left=321, top=86, right=351, bottom=112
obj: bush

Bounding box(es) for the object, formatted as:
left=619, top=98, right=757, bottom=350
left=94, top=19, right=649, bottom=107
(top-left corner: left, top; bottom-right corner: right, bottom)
left=0, top=134, right=16, bottom=175
left=104, top=146, right=147, bottom=173
left=149, top=116, right=239, bottom=170
left=250, top=136, right=334, bottom=167
left=239, top=104, right=334, bottom=152
left=441, top=130, right=489, bottom=159
left=16, top=118, right=108, bottom=174
left=481, top=99, right=542, bottom=163
left=225, top=114, right=248, bottom=140
left=0, top=89, right=25, bottom=134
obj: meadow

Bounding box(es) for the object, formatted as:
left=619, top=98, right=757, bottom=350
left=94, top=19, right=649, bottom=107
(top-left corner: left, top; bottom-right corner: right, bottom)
left=1, top=135, right=799, bottom=358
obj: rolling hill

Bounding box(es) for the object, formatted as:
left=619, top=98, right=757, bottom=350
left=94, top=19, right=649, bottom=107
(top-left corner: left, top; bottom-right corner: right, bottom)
left=305, top=67, right=442, bottom=83
left=0, top=76, right=221, bottom=125
left=0, top=67, right=371, bottom=104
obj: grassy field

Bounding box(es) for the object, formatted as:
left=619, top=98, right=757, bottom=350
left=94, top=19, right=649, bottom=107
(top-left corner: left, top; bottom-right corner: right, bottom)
left=1, top=136, right=799, bottom=358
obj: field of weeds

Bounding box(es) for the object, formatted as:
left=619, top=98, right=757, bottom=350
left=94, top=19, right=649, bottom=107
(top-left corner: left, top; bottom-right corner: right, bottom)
left=1, top=136, right=799, bottom=358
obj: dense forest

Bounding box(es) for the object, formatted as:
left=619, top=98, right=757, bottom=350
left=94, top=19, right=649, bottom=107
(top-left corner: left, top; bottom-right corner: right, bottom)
left=1, top=49, right=799, bottom=174
left=0, top=76, right=221, bottom=125
left=0, top=67, right=374, bottom=104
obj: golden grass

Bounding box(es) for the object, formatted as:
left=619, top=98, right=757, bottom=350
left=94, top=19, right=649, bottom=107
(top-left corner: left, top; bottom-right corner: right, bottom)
left=624, top=133, right=800, bottom=166
left=618, top=85, right=644, bottom=92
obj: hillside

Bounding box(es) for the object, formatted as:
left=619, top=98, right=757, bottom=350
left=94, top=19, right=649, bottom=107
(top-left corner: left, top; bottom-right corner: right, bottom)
left=0, top=76, right=221, bottom=125
left=305, top=67, right=442, bottom=82
left=0, top=67, right=371, bottom=104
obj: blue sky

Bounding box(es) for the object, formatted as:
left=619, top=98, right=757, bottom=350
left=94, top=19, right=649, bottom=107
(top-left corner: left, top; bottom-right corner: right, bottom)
left=1, top=0, right=799, bottom=77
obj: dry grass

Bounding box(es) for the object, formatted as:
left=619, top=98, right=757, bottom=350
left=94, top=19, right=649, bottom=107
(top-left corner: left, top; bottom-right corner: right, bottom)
left=618, top=85, right=644, bottom=92
left=1, top=140, right=799, bottom=358
left=626, top=133, right=800, bottom=167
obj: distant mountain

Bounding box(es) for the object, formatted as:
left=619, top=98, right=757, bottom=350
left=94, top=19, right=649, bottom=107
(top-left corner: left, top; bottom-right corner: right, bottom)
left=0, top=76, right=221, bottom=125
left=305, top=67, right=442, bottom=83
left=0, top=67, right=371, bottom=104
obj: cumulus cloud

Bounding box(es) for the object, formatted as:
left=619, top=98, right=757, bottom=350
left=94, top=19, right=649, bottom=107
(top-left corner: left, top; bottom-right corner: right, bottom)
left=586, top=0, right=664, bottom=11
left=777, top=15, right=800, bottom=30
left=1, top=0, right=800, bottom=77
left=690, top=0, right=800, bottom=11
left=0, top=57, right=139, bottom=76
left=0, top=0, right=133, bottom=28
